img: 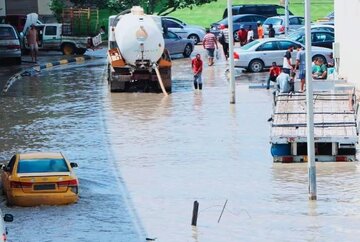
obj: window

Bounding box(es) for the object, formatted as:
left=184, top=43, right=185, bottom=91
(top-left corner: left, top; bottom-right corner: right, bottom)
left=257, top=41, right=278, bottom=51
left=45, top=26, right=57, bottom=35
left=164, top=31, right=179, bottom=40
left=0, top=27, right=16, bottom=39
left=289, top=17, right=299, bottom=25
left=164, top=20, right=181, bottom=28
left=238, top=16, right=253, bottom=23
left=17, top=159, right=69, bottom=173
left=6, top=155, right=16, bottom=173
left=278, top=41, right=295, bottom=50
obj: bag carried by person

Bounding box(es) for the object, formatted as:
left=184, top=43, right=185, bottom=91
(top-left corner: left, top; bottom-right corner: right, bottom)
left=219, top=33, right=225, bottom=45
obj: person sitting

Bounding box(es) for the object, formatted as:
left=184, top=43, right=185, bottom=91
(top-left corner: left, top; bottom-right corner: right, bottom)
left=312, top=58, right=327, bottom=79
left=276, top=68, right=292, bottom=93
left=266, top=62, right=281, bottom=89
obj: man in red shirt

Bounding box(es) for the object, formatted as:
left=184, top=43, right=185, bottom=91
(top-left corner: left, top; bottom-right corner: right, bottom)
left=192, top=54, right=203, bottom=90
left=237, top=25, right=248, bottom=46
left=267, top=62, right=281, bottom=89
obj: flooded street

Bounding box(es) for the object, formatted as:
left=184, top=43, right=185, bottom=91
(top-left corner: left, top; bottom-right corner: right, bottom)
left=1, top=47, right=360, bottom=241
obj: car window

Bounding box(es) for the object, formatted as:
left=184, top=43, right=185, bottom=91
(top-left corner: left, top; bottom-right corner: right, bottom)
left=239, top=7, right=257, bottom=14
left=164, top=19, right=182, bottom=28
left=264, top=18, right=282, bottom=25
left=289, top=17, right=299, bottom=25
left=6, top=155, right=16, bottom=173
left=313, top=32, right=334, bottom=42
left=258, top=7, right=276, bottom=16
left=257, top=41, right=278, bottom=51
left=278, top=41, right=296, bottom=50
left=17, top=159, right=70, bottom=173
left=241, top=40, right=260, bottom=50
left=239, top=16, right=253, bottom=22
left=45, top=26, right=57, bottom=35
left=276, top=6, right=293, bottom=15
left=0, top=26, right=16, bottom=40
left=164, top=31, right=179, bottom=39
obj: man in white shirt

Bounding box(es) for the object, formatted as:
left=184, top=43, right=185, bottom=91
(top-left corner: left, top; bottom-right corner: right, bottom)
left=282, top=46, right=294, bottom=74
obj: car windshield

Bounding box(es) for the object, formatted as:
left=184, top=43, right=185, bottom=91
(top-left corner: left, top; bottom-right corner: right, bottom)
left=0, top=27, right=16, bottom=40
left=17, top=158, right=69, bottom=173
left=264, top=18, right=282, bottom=25
left=241, top=40, right=260, bottom=50
left=288, top=31, right=303, bottom=41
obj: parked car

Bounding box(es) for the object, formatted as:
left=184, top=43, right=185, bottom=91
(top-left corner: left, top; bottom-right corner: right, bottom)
left=223, top=4, right=294, bottom=19
left=263, top=16, right=304, bottom=36
left=0, top=211, right=13, bottom=242
left=292, top=24, right=334, bottom=35
left=210, top=14, right=267, bottom=40
left=1, top=152, right=79, bottom=206
left=0, top=24, right=21, bottom=64
left=288, top=30, right=334, bottom=49
left=161, top=17, right=206, bottom=44
left=234, top=38, right=332, bottom=72
left=164, top=31, right=194, bottom=57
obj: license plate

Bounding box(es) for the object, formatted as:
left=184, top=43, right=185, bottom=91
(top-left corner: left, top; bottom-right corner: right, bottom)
left=34, top=184, right=56, bottom=190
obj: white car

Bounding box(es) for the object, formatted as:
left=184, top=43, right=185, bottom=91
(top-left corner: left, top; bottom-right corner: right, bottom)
left=0, top=210, right=13, bottom=241
left=234, top=38, right=332, bottom=72
left=161, top=17, right=206, bottom=44
left=263, top=16, right=304, bottom=36
left=0, top=24, right=22, bottom=64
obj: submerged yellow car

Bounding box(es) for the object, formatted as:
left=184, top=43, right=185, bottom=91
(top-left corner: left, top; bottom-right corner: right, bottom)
left=1, top=152, right=79, bottom=207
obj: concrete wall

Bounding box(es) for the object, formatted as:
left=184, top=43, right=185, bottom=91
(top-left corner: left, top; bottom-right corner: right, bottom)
left=0, top=0, right=5, bottom=16
left=334, top=0, right=360, bottom=87
left=38, top=0, right=52, bottom=15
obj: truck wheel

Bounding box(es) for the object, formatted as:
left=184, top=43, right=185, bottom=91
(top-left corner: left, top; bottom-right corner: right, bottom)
left=183, top=44, right=193, bottom=58
left=61, top=44, right=76, bottom=55
left=76, top=48, right=86, bottom=55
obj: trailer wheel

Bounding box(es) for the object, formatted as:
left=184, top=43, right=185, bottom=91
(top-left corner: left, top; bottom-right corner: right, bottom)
left=61, top=43, right=76, bottom=55
left=76, top=48, right=86, bottom=55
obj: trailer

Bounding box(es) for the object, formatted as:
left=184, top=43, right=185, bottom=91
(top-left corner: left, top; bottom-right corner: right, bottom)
left=270, top=89, right=358, bottom=163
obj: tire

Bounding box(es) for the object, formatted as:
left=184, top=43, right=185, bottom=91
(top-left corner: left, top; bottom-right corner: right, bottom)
left=61, top=43, right=76, bottom=55
left=248, top=59, right=264, bottom=73
left=14, top=57, right=21, bottom=65
left=312, top=55, right=327, bottom=65
left=188, top=34, right=200, bottom=44
left=76, top=48, right=86, bottom=55
left=183, top=44, right=193, bottom=58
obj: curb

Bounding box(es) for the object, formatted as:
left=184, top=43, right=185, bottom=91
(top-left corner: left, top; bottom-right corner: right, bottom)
left=2, top=55, right=95, bottom=94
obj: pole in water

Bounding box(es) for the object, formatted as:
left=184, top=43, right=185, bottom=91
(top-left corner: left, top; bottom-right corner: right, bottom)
left=218, top=199, right=228, bottom=223
left=191, top=201, right=199, bottom=226
left=153, top=64, right=168, bottom=96
left=227, top=0, right=236, bottom=104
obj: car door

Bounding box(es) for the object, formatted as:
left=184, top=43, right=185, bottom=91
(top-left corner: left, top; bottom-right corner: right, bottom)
left=164, top=31, right=182, bottom=54
left=42, top=25, right=60, bottom=49
left=164, top=19, right=187, bottom=39
left=255, top=41, right=281, bottom=67
left=1, top=155, right=17, bottom=194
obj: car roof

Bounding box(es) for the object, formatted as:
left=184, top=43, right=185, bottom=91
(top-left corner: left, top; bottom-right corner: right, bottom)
left=232, top=4, right=283, bottom=7
left=267, top=15, right=302, bottom=19
left=19, top=152, right=64, bottom=159
left=0, top=24, right=16, bottom=28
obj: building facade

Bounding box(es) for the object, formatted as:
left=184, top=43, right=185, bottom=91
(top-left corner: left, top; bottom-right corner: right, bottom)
left=334, top=0, right=360, bottom=87
left=0, top=0, right=52, bottom=16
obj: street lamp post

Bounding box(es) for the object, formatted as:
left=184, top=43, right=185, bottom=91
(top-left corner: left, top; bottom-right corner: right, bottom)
left=227, top=0, right=236, bottom=104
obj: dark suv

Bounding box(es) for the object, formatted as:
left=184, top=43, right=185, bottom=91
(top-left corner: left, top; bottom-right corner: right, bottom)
left=223, top=4, right=293, bottom=19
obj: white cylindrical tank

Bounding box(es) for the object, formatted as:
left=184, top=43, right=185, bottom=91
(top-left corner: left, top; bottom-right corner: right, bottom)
left=114, top=6, right=164, bottom=66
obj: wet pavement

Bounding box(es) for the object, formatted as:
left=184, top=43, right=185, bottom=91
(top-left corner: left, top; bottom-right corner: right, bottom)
left=1, top=46, right=360, bottom=241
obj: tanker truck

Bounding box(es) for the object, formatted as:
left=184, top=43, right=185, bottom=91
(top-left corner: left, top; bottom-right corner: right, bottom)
left=107, top=6, right=172, bottom=93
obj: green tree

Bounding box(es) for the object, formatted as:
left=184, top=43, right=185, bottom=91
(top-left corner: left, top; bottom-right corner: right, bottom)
left=49, top=0, right=66, bottom=22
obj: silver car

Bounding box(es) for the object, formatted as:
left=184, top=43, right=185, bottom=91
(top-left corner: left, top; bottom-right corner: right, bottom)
left=162, top=17, right=206, bottom=44
left=234, top=38, right=332, bottom=72
left=0, top=24, right=21, bottom=64
left=263, top=16, right=304, bottom=36
left=164, top=31, right=194, bottom=58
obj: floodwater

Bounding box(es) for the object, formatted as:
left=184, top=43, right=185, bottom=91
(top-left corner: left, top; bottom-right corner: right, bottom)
left=1, top=47, right=360, bottom=242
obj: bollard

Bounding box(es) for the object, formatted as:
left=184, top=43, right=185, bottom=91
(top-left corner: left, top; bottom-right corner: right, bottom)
left=191, top=201, right=199, bottom=226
